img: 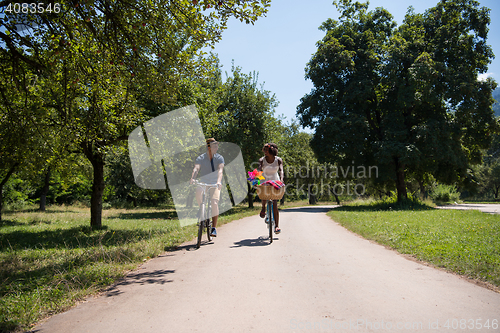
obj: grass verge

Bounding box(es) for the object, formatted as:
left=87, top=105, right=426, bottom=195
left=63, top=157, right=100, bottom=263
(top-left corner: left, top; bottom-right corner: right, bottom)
left=0, top=203, right=265, bottom=333
left=327, top=200, right=500, bottom=290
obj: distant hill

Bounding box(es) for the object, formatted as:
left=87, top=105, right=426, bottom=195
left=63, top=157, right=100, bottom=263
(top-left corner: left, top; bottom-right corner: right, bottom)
left=494, top=87, right=500, bottom=117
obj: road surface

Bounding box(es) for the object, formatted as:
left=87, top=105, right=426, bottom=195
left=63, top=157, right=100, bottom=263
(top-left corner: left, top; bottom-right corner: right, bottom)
left=33, top=206, right=500, bottom=333
left=436, top=203, right=500, bottom=214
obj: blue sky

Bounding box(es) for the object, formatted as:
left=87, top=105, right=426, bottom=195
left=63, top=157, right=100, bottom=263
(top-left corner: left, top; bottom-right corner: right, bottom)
left=211, top=0, right=500, bottom=131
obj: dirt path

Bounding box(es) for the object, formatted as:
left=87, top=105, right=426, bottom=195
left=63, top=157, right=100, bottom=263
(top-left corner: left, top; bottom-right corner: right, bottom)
left=34, top=206, right=500, bottom=332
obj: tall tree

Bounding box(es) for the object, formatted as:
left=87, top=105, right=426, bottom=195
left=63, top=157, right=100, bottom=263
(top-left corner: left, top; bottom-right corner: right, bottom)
left=297, top=0, right=498, bottom=202
left=0, top=58, right=47, bottom=220
left=215, top=65, right=278, bottom=207
left=0, top=0, right=271, bottom=226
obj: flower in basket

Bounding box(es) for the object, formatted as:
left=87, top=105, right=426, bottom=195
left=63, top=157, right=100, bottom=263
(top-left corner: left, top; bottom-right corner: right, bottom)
left=247, top=169, right=265, bottom=186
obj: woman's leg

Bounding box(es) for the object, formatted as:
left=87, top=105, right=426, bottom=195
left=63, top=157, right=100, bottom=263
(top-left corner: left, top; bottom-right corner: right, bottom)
left=273, top=199, right=280, bottom=230
left=260, top=200, right=266, bottom=218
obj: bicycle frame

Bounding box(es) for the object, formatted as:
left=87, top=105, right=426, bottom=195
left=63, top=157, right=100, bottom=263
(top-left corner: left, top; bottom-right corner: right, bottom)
left=195, top=181, right=218, bottom=248
left=266, top=199, right=275, bottom=243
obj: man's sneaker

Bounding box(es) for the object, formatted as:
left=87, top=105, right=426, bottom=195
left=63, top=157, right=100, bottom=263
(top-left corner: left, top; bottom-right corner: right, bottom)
left=210, top=227, right=217, bottom=237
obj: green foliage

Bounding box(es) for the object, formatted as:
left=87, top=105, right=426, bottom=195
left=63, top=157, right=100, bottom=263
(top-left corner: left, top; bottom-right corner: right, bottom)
left=215, top=64, right=278, bottom=169
left=429, top=184, right=461, bottom=204
left=105, top=146, right=173, bottom=207
left=471, top=133, right=500, bottom=199
left=1, top=176, right=36, bottom=210
left=0, top=0, right=272, bottom=225
left=298, top=0, right=498, bottom=202
left=493, top=87, right=500, bottom=116
left=338, top=192, right=432, bottom=211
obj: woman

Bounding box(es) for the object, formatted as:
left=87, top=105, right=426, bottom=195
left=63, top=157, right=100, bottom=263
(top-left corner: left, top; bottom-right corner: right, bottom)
left=258, top=143, right=284, bottom=234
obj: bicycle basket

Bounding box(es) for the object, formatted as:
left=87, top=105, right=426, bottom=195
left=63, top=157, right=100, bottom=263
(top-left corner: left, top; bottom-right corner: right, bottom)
left=256, top=184, right=285, bottom=201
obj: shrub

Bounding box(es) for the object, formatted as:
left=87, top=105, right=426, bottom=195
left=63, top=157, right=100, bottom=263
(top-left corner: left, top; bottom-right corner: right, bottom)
left=430, top=184, right=460, bottom=204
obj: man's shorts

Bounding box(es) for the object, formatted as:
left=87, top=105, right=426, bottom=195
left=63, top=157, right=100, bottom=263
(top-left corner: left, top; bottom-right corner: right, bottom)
left=196, top=186, right=221, bottom=201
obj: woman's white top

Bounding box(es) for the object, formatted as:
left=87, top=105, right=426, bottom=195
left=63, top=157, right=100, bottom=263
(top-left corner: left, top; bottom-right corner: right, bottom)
left=262, top=157, right=280, bottom=181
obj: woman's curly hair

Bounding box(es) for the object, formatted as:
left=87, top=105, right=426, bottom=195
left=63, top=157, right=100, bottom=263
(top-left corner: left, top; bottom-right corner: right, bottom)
left=263, top=143, right=278, bottom=156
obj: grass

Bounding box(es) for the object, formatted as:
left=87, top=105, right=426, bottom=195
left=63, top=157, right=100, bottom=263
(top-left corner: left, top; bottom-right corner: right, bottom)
left=0, top=203, right=267, bottom=333
left=327, top=200, right=500, bottom=290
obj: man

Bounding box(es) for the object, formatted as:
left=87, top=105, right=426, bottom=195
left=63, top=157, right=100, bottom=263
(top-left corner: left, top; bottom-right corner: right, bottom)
left=189, top=138, right=224, bottom=237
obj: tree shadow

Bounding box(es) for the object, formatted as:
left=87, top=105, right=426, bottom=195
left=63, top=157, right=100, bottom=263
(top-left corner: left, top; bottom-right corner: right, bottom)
left=332, top=200, right=434, bottom=212
left=231, top=236, right=272, bottom=247
left=108, top=210, right=178, bottom=220
left=0, top=225, right=169, bottom=251
left=0, top=219, right=25, bottom=228
left=105, top=269, right=175, bottom=297
left=165, top=243, right=198, bottom=252
left=280, top=206, right=337, bottom=214
left=3, top=208, right=83, bottom=214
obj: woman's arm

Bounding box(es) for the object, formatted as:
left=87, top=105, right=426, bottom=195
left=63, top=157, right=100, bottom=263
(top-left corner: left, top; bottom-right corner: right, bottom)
left=257, top=157, right=264, bottom=171
left=278, top=157, right=284, bottom=181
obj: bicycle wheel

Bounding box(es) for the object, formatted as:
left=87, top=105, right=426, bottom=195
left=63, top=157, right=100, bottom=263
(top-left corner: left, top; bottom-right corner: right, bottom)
left=206, top=218, right=212, bottom=242
left=267, top=200, right=273, bottom=243
left=196, top=205, right=205, bottom=248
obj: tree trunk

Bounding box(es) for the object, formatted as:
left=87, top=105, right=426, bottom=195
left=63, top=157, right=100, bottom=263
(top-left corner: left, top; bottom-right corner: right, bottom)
left=39, top=168, right=51, bottom=212
left=331, top=188, right=340, bottom=205
left=394, top=157, right=407, bottom=202
left=308, top=189, right=317, bottom=204
left=418, top=179, right=425, bottom=200
left=0, top=185, right=3, bottom=222
left=90, top=160, right=105, bottom=228
left=247, top=182, right=253, bottom=208
left=0, top=163, right=19, bottom=221
left=82, top=142, right=105, bottom=229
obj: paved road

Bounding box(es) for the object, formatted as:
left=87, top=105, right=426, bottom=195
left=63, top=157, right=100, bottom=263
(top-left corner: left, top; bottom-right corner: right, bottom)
left=34, top=206, right=500, bottom=333
left=436, top=203, right=500, bottom=214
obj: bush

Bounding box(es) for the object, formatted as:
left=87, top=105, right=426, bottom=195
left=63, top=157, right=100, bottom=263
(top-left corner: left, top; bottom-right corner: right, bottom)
left=430, top=184, right=460, bottom=204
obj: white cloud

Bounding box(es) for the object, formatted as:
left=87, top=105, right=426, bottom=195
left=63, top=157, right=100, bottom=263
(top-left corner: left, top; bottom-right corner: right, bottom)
left=478, top=73, right=493, bottom=81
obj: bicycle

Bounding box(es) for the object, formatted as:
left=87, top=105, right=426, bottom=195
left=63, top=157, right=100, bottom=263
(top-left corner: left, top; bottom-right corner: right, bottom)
left=265, top=198, right=276, bottom=243
left=256, top=184, right=285, bottom=243
left=194, top=181, right=219, bottom=249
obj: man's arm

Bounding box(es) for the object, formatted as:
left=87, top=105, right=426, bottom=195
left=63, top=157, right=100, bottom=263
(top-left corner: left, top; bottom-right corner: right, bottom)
left=190, top=164, right=201, bottom=184
left=216, top=163, right=224, bottom=190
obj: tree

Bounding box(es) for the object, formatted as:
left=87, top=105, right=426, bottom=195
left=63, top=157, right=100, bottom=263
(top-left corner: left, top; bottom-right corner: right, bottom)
left=0, top=0, right=271, bottom=226
left=297, top=0, right=498, bottom=202
left=214, top=65, right=278, bottom=207
left=0, top=58, right=47, bottom=220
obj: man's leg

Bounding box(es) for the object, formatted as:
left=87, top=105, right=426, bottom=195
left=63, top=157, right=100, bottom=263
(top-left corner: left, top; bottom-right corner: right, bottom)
left=195, top=187, right=203, bottom=219
left=195, top=187, right=203, bottom=205
left=210, top=187, right=221, bottom=236
left=211, top=198, right=219, bottom=228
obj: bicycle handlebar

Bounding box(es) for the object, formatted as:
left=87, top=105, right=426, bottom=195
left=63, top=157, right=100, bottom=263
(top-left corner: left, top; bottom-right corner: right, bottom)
left=192, top=180, right=220, bottom=188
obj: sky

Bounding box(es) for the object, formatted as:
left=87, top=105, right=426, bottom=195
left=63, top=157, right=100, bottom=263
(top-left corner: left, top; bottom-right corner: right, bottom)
left=211, top=0, right=500, bottom=132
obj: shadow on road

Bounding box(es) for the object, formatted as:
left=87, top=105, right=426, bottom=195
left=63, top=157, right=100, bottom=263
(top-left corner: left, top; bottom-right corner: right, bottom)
left=105, top=269, right=175, bottom=297
left=231, top=236, right=273, bottom=248
left=280, top=206, right=338, bottom=214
